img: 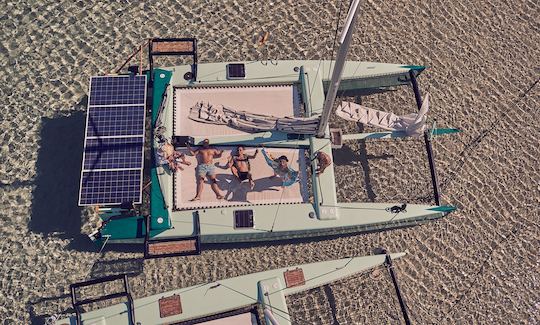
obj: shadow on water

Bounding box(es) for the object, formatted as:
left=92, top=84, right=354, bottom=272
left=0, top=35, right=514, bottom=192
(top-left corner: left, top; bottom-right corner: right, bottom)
left=27, top=295, right=73, bottom=325
left=29, top=106, right=95, bottom=251
left=332, top=130, right=394, bottom=202
left=89, top=257, right=145, bottom=278
left=323, top=285, right=340, bottom=325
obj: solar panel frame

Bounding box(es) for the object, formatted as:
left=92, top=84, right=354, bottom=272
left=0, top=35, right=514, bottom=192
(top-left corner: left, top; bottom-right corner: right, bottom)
left=88, top=75, right=147, bottom=106
left=86, top=105, right=145, bottom=137
left=79, top=74, right=147, bottom=206
left=83, top=137, right=144, bottom=170
left=79, top=170, right=142, bottom=206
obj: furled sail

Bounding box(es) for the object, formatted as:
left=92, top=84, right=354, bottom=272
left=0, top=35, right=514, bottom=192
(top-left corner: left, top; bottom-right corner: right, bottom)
left=188, top=101, right=320, bottom=134
left=336, top=93, right=430, bottom=137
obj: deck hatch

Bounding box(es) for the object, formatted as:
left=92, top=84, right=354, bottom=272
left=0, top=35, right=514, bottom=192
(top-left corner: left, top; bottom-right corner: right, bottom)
left=284, top=268, right=305, bottom=288
left=159, top=295, right=182, bottom=318
left=227, top=63, right=246, bottom=79
left=234, top=210, right=254, bottom=228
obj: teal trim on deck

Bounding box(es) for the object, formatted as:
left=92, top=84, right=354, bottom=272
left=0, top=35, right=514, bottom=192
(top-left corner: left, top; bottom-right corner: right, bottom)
left=428, top=205, right=456, bottom=213
left=100, top=216, right=146, bottom=239
left=400, top=65, right=426, bottom=73
left=152, top=69, right=173, bottom=126
left=150, top=69, right=173, bottom=232
left=431, top=128, right=461, bottom=136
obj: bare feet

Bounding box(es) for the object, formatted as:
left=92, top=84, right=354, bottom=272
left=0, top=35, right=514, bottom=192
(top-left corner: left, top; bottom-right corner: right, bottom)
left=216, top=195, right=224, bottom=200
left=182, top=160, right=191, bottom=166
left=189, top=197, right=200, bottom=201
left=249, top=180, right=255, bottom=190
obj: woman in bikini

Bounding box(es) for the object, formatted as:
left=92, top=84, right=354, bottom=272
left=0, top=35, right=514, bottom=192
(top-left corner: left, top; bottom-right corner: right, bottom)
left=228, top=146, right=258, bottom=189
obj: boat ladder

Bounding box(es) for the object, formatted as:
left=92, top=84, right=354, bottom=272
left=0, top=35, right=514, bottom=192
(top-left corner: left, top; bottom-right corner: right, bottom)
left=70, top=274, right=135, bottom=325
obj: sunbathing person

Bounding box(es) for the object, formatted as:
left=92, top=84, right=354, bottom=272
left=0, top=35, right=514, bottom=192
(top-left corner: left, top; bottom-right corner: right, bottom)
left=315, top=151, right=332, bottom=175
left=187, top=139, right=224, bottom=201
left=158, top=142, right=191, bottom=172
left=228, top=146, right=258, bottom=189
left=261, top=148, right=298, bottom=187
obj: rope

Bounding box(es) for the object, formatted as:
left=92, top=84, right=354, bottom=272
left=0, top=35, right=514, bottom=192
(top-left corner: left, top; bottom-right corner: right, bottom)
left=207, top=257, right=385, bottom=325
left=308, top=0, right=345, bottom=112
left=269, top=148, right=300, bottom=232
left=438, top=75, right=539, bottom=192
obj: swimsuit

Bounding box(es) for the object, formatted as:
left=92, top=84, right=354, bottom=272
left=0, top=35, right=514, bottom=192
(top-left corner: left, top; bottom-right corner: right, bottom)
left=238, top=171, right=250, bottom=181
left=232, top=155, right=252, bottom=181
left=197, top=163, right=216, bottom=177
left=261, top=149, right=298, bottom=187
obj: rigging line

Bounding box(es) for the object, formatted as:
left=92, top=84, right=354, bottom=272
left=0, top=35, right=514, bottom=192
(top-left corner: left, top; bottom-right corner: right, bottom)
left=327, top=0, right=346, bottom=82
left=269, top=148, right=300, bottom=232
left=442, top=214, right=540, bottom=321
left=308, top=0, right=346, bottom=109
left=211, top=259, right=377, bottom=323
left=211, top=282, right=313, bottom=325
left=267, top=258, right=381, bottom=298
left=439, top=75, right=539, bottom=191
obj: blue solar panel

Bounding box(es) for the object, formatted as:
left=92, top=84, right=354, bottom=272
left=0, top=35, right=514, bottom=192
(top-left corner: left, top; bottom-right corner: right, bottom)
left=83, top=137, right=144, bottom=170
left=89, top=75, right=146, bottom=106
left=79, top=170, right=142, bottom=205
left=79, top=74, right=147, bottom=206
left=86, top=105, right=145, bottom=137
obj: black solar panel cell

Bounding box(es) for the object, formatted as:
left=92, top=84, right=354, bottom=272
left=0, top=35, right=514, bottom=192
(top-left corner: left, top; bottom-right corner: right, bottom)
left=89, top=75, right=146, bottom=106
left=86, top=105, right=145, bottom=137
left=83, top=137, right=144, bottom=170
left=79, top=170, right=142, bottom=205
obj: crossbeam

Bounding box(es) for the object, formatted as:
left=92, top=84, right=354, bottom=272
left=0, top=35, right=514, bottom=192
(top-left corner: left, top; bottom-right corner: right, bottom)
left=409, top=71, right=441, bottom=205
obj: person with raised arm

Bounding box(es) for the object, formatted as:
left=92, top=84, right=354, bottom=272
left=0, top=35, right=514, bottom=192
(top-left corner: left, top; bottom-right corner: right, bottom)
left=186, top=139, right=224, bottom=201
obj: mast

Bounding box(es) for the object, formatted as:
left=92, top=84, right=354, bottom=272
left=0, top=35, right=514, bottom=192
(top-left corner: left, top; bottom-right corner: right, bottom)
left=317, top=0, right=362, bottom=137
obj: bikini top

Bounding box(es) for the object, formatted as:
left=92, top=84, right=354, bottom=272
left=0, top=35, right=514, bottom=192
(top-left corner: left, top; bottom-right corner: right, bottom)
left=233, top=155, right=252, bottom=169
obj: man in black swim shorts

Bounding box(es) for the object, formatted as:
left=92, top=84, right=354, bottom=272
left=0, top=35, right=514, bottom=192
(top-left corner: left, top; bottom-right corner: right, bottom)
left=228, top=146, right=258, bottom=189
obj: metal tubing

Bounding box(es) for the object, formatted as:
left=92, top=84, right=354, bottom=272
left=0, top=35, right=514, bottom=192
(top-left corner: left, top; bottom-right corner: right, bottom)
left=385, top=253, right=412, bottom=325
left=316, top=0, right=362, bottom=137
left=409, top=71, right=441, bottom=205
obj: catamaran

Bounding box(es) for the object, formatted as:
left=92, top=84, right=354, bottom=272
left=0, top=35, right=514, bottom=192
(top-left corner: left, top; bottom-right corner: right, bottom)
left=56, top=252, right=411, bottom=325
left=79, top=0, right=457, bottom=257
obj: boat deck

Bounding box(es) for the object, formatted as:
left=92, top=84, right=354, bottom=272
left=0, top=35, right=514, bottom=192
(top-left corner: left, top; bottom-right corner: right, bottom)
left=173, top=84, right=301, bottom=137
left=172, top=147, right=309, bottom=210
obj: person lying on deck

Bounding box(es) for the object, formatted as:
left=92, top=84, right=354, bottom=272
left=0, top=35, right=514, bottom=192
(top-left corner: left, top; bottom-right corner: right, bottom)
left=261, top=148, right=298, bottom=187
left=228, top=146, right=258, bottom=189
left=186, top=139, right=224, bottom=201
left=315, top=151, right=332, bottom=175
left=158, top=142, right=191, bottom=172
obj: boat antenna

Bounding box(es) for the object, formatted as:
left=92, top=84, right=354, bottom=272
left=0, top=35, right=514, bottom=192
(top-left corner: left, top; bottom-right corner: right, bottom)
left=317, top=0, right=362, bottom=137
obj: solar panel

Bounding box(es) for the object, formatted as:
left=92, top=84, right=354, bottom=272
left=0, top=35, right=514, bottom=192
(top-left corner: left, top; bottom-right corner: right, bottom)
left=86, top=105, right=145, bottom=137
left=79, top=74, right=147, bottom=206
left=89, top=75, right=146, bottom=106
left=79, top=170, right=142, bottom=205
left=83, top=137, right=144, bottom=170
